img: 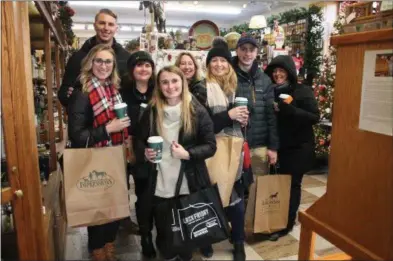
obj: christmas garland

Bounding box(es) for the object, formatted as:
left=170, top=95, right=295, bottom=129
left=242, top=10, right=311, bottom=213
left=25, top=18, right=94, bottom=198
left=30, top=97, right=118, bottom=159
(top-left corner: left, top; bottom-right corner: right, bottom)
left=57, top=1, right=76, bottom=46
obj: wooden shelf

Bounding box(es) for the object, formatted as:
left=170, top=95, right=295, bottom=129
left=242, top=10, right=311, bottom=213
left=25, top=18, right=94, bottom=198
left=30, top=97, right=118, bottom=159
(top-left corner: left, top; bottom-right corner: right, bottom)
left=1, top=187, right=13, bottom=205
left=32, top=1, right=66, bottom=50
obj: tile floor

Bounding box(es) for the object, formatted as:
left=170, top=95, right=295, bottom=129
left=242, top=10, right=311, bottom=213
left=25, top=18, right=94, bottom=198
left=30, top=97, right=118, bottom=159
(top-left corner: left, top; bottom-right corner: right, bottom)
left=65, top=174, right=342, bottom=260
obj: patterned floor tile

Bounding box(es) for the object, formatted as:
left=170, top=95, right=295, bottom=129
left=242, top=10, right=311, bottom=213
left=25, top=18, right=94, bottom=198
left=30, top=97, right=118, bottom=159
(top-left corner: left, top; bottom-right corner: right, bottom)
left=300, top=189, right=319, bottom=205
left=310, top=174, right=328, bottom=184
left=289, top=225, right=335, bottom=251
left=302, top=176, right=326, bottom=189
left=315, top=246, right=343, bottom=257
left=247, top=234, right=299, bottom=260
left=304, top=186, right=327, bottom=198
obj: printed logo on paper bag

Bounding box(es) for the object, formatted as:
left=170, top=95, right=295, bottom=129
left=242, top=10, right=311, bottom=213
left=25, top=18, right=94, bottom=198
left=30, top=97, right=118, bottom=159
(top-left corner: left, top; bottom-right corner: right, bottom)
left=171, top=202, right=222, bottom=240
left=261, top=192, right=280, bottom=213
left=77, top=170, right=115, bottom=191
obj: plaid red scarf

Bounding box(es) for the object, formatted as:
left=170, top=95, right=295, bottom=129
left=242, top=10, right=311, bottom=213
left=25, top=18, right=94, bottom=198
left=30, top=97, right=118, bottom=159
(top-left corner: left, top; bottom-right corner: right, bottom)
left=87, top=77, right=128, bottom=147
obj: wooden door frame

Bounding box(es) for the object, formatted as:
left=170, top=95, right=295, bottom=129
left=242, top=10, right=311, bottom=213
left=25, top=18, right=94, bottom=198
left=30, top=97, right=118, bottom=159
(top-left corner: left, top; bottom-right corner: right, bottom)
left=1, top=2, right=48, bottom=260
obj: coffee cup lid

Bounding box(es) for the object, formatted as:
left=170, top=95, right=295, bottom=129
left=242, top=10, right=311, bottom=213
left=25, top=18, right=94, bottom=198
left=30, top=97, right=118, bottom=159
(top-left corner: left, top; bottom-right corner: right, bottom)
left=114, top=103, right=127, bottom=108
left=148, top=136, right=163, bottom=142
left=235, top=97, right=248, bottom=101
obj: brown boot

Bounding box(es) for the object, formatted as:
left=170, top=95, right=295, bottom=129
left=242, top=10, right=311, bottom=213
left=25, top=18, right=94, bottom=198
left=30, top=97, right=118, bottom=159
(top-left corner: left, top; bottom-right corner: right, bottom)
left=104, top=242, right=117, bottom=261
left=91, top=248, right=106, bottom=261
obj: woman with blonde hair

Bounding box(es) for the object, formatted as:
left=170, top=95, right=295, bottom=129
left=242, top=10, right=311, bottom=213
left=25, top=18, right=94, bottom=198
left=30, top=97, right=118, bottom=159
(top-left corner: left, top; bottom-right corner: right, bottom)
left=175, top=52, right=208, bottom=103
left=68, top=44, right=130, bottom=261
left=134, top=65, right=217, bottom=261
left=190, top=42, right=249, bottom=261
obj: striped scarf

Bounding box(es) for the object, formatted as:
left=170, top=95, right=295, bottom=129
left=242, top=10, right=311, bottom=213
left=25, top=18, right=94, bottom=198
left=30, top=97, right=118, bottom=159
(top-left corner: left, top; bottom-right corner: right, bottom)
left=86, top=76, right=128, bottom=147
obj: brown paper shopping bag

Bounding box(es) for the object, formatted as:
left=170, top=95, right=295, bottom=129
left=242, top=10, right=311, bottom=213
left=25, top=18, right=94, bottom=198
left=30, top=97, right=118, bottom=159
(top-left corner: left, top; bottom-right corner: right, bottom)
left=64, top=145, right=130, bottom=227
left=205, top=135, right=243, bottom=207
left=253, top=174, right=291, bottom=234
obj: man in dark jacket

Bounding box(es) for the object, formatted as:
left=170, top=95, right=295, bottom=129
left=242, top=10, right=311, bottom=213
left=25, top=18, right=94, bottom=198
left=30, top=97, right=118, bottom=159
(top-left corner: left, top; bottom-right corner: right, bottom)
left=58, top=8, right=130, bottom=107
left=234, top=36, right=279, bottom=175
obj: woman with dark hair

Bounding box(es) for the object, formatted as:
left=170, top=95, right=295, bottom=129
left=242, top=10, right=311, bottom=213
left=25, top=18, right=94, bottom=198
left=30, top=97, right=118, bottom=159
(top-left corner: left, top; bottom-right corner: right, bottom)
left=265, top=55, right=319, bottom=240
left=119, top=50, right=157, bottom=258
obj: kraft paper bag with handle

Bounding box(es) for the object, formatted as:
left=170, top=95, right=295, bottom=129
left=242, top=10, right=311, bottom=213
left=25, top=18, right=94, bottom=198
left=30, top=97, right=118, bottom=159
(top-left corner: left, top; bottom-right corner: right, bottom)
left=205, top=135, right=243, bottom=207
left=64, top=145, right=130, bottom=227
left=253, top=174, right=291, bottom=234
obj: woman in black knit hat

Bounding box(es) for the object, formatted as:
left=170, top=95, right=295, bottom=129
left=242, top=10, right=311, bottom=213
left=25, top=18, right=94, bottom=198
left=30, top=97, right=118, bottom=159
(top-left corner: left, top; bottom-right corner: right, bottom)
left=119, top=50, right=157, bottom=258
left=190, top=40, right=249, bottom=261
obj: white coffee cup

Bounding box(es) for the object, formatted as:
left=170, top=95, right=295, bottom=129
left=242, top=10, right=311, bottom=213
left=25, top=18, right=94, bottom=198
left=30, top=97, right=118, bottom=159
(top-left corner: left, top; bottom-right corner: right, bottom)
left=235, top=97, right=248, bottom=107
left=279, top=94, right=290, bottom=99
left=147, top=136, right=164, bottom=163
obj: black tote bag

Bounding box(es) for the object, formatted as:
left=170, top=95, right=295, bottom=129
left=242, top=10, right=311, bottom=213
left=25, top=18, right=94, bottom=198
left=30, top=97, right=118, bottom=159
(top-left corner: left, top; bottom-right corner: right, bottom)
left=154, top=161, right=230, bottom=253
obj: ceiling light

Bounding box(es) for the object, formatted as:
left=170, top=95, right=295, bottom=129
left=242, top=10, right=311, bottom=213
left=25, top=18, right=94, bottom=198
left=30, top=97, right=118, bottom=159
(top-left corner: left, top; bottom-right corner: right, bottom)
left=193, top=1, right=198, bottom=5
left=70, top=1, right=139, bottom=8
left=165, top=2, right=241, bottom=15
left=243, top=3, right=247, bottom=8
left=133, top=27, right=142, bottom=32
left=72, top=24, right=86, bottom=30
left=120, top=25, right=132, bottom=32
left=181, top=28, right=189, bottom=33
left=70, top=1, right=241, bottom=15
left=249, top=15, right=267, bottom=29
left=87, top=24, right=95, bottom=30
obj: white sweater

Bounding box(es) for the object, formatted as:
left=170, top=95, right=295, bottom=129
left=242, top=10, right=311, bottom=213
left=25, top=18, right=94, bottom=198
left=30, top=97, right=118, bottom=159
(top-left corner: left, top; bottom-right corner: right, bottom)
left=154, top=103, right=190, bottom=198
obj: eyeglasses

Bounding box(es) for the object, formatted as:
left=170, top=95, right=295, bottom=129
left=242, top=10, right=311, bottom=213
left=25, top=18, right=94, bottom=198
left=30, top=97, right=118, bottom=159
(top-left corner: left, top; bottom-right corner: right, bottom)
left=93, top=58, right=114, bottom=66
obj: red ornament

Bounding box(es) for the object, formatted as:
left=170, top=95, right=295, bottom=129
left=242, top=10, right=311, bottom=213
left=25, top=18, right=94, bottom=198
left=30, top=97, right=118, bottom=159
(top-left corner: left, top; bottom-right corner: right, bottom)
left=319, top=139, right=325, bottom=145
left=168, top=54, right=172, bottom=62
left=319, top=96, right=326, bottom=102
left=319, top=85, right=326, bottom=90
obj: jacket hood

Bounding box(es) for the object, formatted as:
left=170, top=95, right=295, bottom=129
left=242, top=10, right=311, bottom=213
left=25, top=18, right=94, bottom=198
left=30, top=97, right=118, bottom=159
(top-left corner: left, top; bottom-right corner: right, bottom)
left=81, top=36, right=121, bottom=53
left=265, top=55, right=297, bottom=84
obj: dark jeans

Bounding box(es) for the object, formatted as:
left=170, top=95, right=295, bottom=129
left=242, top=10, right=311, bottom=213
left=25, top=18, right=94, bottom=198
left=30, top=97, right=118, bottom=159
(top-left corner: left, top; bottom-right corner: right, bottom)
left=134, top=177, right=154, bottom=235
left=153, top=196, right=193, bottom=260
left=88, top=220, right=120, bottom=250
left=225, top=193, right=245, bottom=243
left=287, top=172, right=305, bottom=229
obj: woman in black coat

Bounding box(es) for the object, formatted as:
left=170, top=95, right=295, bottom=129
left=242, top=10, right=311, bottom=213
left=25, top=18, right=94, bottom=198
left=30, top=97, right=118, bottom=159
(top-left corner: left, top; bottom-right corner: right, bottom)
left=119, top=51, right=156, bottom=258
left=265, top=55, right=320, bottom=239
left=68, top=44, right=131, bottom=261
left=134, top=65, right=216, bottom=261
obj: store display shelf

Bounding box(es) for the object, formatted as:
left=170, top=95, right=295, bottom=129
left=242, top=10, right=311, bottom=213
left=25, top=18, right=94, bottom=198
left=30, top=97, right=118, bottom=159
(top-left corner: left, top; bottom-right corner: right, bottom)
left=1, top=187, right=13, bottom=205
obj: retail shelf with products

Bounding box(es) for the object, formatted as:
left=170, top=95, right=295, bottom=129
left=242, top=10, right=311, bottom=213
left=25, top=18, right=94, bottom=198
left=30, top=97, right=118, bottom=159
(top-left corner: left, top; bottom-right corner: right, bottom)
left=1, top=1, right=69, bottom=260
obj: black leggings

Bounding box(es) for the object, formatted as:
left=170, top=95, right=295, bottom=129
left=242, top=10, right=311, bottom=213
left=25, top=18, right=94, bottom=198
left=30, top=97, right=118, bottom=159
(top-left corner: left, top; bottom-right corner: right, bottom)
left=134, top=177, right=154, bottom=235
left=88, top=221, right=120, bottom=250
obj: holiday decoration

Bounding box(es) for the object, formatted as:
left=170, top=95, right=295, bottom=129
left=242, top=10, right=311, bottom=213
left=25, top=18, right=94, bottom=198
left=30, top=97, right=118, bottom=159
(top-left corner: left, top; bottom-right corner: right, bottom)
left=312, top=44, right=336, bottom=158
left=57, top=1, right=76, bottom=45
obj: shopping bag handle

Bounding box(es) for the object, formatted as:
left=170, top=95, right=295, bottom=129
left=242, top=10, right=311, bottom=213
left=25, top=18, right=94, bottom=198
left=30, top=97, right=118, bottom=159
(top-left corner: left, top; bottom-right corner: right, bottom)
left=269, top=164, right=278, bottom=175
left=174, top=160, right=187, bottom=198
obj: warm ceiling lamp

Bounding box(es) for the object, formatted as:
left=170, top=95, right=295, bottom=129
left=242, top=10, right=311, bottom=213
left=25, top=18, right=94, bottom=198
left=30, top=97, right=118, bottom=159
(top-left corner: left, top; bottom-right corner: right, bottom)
left=193, top=1, right=198, bottom=5
left=249, top=15, right=267, bottom=29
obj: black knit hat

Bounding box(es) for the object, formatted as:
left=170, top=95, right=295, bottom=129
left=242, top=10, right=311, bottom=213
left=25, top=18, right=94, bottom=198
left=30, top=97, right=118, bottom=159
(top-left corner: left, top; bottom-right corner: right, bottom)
left=206, top=47, right=232, bottom=66
left=127, top=51, right=154, bottom=72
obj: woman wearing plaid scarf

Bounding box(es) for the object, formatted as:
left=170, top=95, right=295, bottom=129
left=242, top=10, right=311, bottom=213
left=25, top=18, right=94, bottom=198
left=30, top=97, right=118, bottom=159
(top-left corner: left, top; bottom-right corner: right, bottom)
left=68, top=44, right=130, bottom=261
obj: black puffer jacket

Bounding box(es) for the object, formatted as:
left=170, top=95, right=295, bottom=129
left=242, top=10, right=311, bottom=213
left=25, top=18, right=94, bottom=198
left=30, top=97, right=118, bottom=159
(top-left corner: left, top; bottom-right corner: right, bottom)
left=59, top=36, right=130, bottom=107
left=233, top=57, right=279, bottom=150
left=67, top=88, right=110, bottom=148
left=265, top=55, right=320, bottom=174
left=134, top=98, right=217, bottom=191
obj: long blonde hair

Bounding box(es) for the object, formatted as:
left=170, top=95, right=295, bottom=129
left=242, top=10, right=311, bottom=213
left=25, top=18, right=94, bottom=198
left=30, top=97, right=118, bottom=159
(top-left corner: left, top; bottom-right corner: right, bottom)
left=151, top=66, right=195, bottom=137
left=174, top=52, right=202, bottom=83
left=80, top=44, right=120, bottom=92
left=206, top=60, right=237, bottom=96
